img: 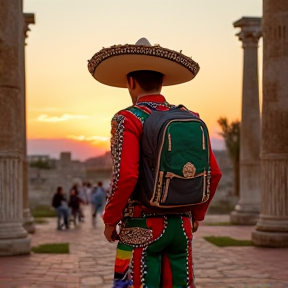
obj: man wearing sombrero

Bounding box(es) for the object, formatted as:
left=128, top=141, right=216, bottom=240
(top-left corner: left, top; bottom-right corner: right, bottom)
left=88, top=38, right=222, bottom=288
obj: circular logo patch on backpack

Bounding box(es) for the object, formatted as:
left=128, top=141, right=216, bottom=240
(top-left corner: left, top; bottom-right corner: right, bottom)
left=183, top=162, right=196, bottom=177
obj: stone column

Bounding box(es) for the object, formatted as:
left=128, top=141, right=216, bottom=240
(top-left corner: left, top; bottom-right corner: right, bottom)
left=252, top=0, right=288, bottom=247
left=22, top=13, right=35, bottom=234
left=230, top=17, right=262, bottom=225
left=0, top=0, right=30, bottom=255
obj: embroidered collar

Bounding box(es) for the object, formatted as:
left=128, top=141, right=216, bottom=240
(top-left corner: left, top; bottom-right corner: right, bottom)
left=136, top=94, right=167, bottom=104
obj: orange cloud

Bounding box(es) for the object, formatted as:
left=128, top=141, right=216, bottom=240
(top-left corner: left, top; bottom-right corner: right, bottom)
left=36, top=113, right=88, bottom=123
left=67, top=135, right=110, bottom=149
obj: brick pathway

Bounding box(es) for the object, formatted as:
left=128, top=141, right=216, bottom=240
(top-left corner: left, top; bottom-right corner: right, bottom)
left=0, top=210, right=287, bottom=288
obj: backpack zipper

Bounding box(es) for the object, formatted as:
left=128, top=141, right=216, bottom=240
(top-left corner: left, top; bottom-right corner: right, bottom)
left=161, top=176, right=171, bottom=203
left=168, top=133, right=172, bottom=151
left=155, top=171, right=164, bottom=203
left=151, top=118, right=210, bottom=205
left=200, top=126, right=206, bottom=150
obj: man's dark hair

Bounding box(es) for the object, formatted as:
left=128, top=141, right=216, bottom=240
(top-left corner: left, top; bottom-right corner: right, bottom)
left=127, top=70, right=163, bottom=92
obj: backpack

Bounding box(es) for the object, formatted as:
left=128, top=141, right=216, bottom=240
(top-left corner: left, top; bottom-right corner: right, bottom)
left=134, top=105, right=211, bottom=210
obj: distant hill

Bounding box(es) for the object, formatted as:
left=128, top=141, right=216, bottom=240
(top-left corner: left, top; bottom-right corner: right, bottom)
left=28, top=137, right=225, bottom=161
left=85, top=151, right=112, bottom=170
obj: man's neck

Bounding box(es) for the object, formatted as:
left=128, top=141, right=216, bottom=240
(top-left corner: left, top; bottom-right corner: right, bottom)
left=133, top=91, right=161, bottom=104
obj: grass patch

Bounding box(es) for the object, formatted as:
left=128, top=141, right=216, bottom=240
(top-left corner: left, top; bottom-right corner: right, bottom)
left=32, top=243, right=69, bottom=254
left=204, top=222, right=234, bottom=226
left=34, top=218, right=49, bottom=224
left=203, top=236, right=253, bottom=247
left=31, top=205, right=57, bottom=218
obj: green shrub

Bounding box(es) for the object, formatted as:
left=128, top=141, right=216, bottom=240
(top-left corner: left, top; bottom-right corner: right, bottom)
left=31, top=205, right=57, bottom=218
left=203, top=236, right=253, bottom=247
left=32, top=243, right=69, bottom=254
left=30, top=159, right=51, bottom=169
left=204, top=222, right=233, bottom=226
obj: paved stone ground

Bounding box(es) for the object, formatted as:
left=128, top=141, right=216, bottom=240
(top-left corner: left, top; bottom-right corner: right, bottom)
left=0, top=210, right=287, bottom=288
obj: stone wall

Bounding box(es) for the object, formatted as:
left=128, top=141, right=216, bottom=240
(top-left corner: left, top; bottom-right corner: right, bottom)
left=28, top=152, right=86, bottom=208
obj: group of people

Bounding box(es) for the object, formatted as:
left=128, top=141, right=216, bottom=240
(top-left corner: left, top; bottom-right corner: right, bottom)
left=51, top=181, right=107, bottom=230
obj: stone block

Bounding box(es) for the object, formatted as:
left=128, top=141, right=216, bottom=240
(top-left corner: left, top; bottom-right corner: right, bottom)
left=252, top=230, right=288, bottom=247
left=0, top=237, right=30, bottom=256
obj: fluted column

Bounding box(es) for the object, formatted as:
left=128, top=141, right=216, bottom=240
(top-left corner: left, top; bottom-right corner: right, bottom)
left=22, top=13, right=35, bottom=234
left=230, top=17, right=262, bottom=225
left=0, top=0, right=30, bottom=255
left=252, top=0, right=288, bottom=247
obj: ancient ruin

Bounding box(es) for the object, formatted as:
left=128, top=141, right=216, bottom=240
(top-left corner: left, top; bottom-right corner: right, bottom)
left=230, top=17, right=262, bottom=225
left=252, top=0, right=288, bottom=247
left=0, top=0, right=287, bottom=257
left=22, top=13, right=36, bottom=234
left=0, top=0, right=30, bottom=255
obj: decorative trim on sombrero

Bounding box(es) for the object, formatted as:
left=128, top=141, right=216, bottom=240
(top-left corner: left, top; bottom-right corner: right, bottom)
left=88, top=44, right=200, bottom=77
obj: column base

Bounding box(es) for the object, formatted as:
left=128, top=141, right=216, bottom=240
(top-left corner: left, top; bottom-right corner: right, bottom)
left=23, top=208, right=36, bottom=234
left=230, top=210, right=259, bottom=225
left=255, top=214, right=288, bottom=232
left=0, top=237, right=31, bottom=256
left=251, top=214, right=288, bottom=247
left=0, top=223, right=30, bottom=256
left=252, top=230, right=288, bottom=247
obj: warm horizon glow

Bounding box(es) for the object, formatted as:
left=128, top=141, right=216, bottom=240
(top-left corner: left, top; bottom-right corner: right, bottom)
left=24, top=0, right=262, bottom=159
left=67, top=135, right=110, bottom=150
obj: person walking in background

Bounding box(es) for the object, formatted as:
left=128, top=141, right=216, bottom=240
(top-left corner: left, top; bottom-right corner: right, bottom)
left=91, top=181, right=106, bottom=226
left=52, top=186, right=69, bottom=230
left=88, top=37, right=222, bottom=287
left=79, top=182, right=89, bottom=204
left=71, top=183, right=85, bottom=222
left=86, top=182, right=93, bottom=204
left=68, top=187, right=82, bottom=226
left=90, top=184, right=97, bottom=218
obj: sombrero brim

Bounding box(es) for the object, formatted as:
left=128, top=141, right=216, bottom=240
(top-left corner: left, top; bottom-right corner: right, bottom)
left=88, top=44, right=200, bottom=88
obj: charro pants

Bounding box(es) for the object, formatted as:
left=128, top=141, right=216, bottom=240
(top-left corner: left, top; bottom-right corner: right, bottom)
left=113, top=215, right=195, bottom=288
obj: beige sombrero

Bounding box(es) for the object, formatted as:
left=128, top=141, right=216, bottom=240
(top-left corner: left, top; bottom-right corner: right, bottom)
left=87, top=37, right=200, bottom=88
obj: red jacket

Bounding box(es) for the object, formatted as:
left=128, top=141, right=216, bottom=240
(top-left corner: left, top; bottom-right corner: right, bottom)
left=103, top=94, right=222, bottom=226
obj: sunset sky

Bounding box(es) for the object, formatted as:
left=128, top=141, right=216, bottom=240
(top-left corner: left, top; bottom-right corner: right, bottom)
left=24, top=0, right=263, bottom=160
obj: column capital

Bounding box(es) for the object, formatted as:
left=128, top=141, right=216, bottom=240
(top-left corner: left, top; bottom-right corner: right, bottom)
left=23, top=13, right=35, bottom=40
left=234, top=17, right=262, bottom=47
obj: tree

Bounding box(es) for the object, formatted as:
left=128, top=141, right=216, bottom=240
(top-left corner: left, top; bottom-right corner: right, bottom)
left=30, top=159, right=51, bottom=170
left=217, top=117, right=240, bottom=197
